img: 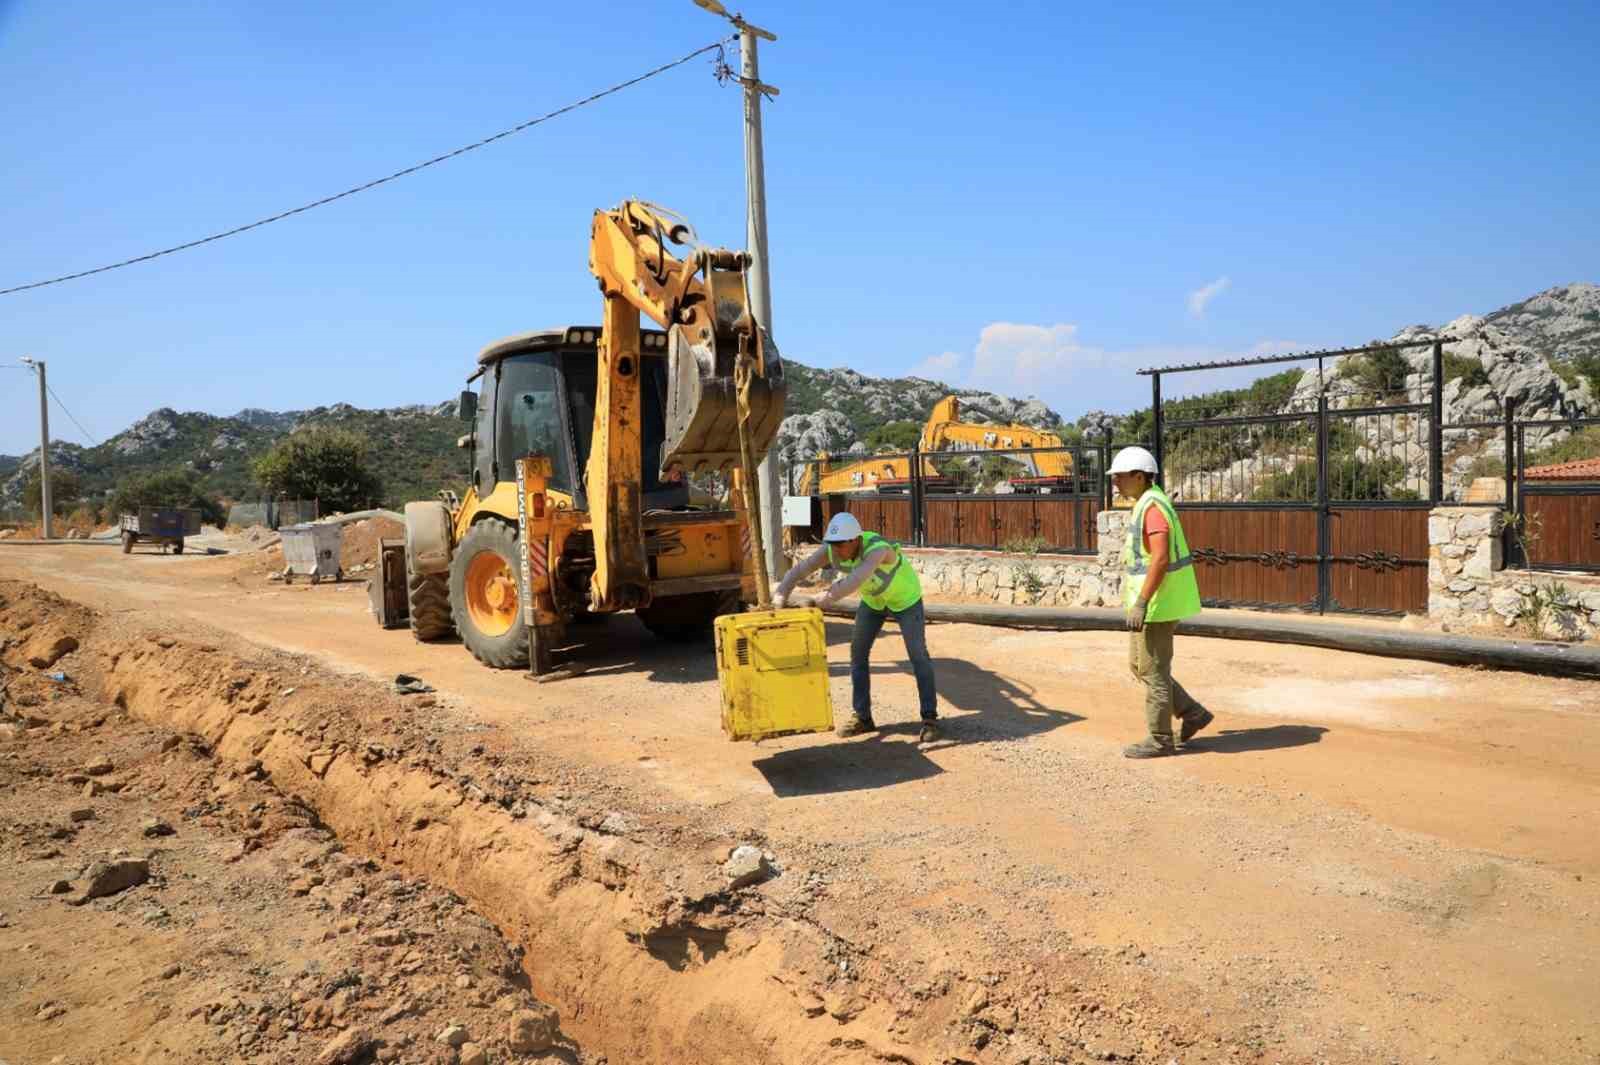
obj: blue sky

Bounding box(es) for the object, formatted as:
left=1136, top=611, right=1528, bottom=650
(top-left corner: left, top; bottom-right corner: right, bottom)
left=3, top=0, right=1596, bottom=454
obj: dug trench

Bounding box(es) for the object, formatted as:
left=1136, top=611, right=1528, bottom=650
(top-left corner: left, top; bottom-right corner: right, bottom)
left=4, top=578, right=1206, bottom=1065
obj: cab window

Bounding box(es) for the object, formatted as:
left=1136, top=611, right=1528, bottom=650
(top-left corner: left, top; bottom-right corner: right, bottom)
left=496, top=353, right=573, bottom=494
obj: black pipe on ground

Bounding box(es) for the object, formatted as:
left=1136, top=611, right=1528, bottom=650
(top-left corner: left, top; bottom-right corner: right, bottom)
left=819, top=601, right=1600, bottom=681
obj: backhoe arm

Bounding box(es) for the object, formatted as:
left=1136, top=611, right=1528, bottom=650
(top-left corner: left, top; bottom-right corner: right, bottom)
left=585, top=200, right=786, bottom=611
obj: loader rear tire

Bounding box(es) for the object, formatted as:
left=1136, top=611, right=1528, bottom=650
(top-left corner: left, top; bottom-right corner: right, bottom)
left=449, top=520, right=529, bottom=669
left=638, top=590, right=738, bottom=644
left=407, top=570, right=454, bottom=641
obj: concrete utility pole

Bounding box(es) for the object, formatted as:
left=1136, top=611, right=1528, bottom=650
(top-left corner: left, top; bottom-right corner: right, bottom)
left=694, top=0, right=785, bottom=580
left=21, top=357, right=51, bottom=539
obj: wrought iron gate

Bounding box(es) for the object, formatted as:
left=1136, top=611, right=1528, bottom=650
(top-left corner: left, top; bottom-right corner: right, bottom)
left=1146, top=339, right=1449, bottom=616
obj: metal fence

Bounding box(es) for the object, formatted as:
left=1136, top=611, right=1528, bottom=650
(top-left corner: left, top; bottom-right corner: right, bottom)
left=226, top=499, right=319, bottom=530
left=1144, top=337, right=1502, bottom=616
left=796, top=442, right=1131, bottom=555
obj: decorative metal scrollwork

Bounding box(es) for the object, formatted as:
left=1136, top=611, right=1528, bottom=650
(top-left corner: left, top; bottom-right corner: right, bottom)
left=1351, top=550, right=1402, bottom=572
left=1255, top=551, right=1304, bottom=570
left=1192, top=547, right=1306, bottom=569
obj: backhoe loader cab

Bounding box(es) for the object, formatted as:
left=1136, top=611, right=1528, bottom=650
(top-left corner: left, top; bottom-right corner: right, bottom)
left=463, top=328, right=685, bottom=512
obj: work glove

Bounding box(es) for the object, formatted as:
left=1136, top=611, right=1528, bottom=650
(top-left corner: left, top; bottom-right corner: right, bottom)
left=772, top=591, right=789, bottom=609
left=1125, top=598, right=1148, bottom=632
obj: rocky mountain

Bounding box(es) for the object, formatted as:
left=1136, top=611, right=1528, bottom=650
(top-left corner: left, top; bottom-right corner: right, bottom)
left=0, top=357, right=1056, bottom=514
left=776, top=363, right=1062, bottom=470
left=1, top=401, right=466, bottom=515
left=1165, top=283, right=1599, bottom=502
left=5, top=283, right=1590, bottom=515
left=1482, top=282, right=1600, bottom=364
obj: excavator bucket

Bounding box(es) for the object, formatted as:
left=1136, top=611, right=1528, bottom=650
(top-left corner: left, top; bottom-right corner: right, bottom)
left=661, top=283, right=786, bottom=475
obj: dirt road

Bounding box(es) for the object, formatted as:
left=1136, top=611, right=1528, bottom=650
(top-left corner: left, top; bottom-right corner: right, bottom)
left=4, top=543, right=1598, bottom=1064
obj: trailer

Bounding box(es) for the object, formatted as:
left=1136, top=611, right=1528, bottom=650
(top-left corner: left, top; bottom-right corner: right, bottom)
left=120, top=507, right=202, bottom=554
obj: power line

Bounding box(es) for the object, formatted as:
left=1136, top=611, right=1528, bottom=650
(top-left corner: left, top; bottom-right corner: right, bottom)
left=45, top=381, right=99, bottom=446
left=1, top=38, right=732, bottom=297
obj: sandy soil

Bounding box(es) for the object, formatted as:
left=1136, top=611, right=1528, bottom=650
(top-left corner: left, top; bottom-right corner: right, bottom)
left=2, top=542, right=1598, bottom=1065
left=0, top=586, right=571, bottom=1065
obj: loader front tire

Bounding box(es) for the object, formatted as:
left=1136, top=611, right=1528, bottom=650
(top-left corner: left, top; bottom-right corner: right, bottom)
left=449, top=520, right=529, bottom=669
left=407, top=568, right=454, bottom=642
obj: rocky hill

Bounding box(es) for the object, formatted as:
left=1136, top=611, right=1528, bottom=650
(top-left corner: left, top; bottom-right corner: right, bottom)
left=6, top=283, right=1592, bottom=514
left=1, top=362, right=1060, bottom=514
left=777, top=363, right=1062, bottom=471
left=1, top=402, right=464, bottom=515
left=1163, top=283, right=1600, bottom=502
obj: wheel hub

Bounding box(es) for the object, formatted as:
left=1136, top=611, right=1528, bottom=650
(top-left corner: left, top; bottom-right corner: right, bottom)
left=465, top=551, right=519, bottom=637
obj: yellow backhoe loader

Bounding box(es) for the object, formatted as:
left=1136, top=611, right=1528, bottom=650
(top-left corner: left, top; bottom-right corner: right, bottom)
left=393, top=201, right=784, bottom=674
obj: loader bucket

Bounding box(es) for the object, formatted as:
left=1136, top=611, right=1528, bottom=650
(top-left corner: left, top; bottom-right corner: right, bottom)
left=662, top=322, right=787, bottom=475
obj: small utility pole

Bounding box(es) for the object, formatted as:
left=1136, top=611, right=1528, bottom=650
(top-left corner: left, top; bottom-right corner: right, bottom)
left=694, top=0, right=785, bottom=580
left=21, top=357, right=51, bottom=538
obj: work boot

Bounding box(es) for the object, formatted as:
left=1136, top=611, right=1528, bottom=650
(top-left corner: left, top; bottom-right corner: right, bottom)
left=836, top=716, right=876, bottom=738
left=918, top=720, right=942, bottom=744
left=1179, top=708, right=1214, bottom=745
left=1122, top=739, right=1176, bottom=759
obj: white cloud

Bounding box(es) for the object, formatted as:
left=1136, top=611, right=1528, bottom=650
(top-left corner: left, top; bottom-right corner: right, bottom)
left=1187, top=276, right=1232, bottom=317
left=908, top=350, right=963, bottom=381
left=911, top=321, right=1314, bottom=419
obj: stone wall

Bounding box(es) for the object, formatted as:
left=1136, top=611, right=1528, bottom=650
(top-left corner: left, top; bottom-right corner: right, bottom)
left=1429, top=505, right=1600, bottom=639
left=787, top=511, right=1130, bottom=608
left=911, top=511, right=1130, bottom=608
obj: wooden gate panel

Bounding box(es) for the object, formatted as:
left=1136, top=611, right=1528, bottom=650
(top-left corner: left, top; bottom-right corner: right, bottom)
left=1525, top=491, right=1600, bottom=570
left=924, top=498, right=962, bottom=547
left=962, top=499, right=1000, bottom=549
left=1326, top=506, right=1429, bottom=614
left=994, top=498, right=1037, bottom=547
left=878, top=497, right=916, bottom=544
left=1176, top=507, right=1319, bottom=610
left=1034, top=498, right=1094, bottom=552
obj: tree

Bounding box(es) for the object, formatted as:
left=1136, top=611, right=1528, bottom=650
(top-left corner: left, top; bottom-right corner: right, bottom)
left=23, top=468, right=81, bottom=517
left=111, top=469, right=226, bottom=525
left=252, top=428, right=383, bottom=514
left=864, top=420, right=922, bottom=453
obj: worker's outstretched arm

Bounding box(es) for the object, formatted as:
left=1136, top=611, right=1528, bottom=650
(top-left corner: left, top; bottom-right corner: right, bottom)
left=773, top=546, right=828, bottom=607
left=816, top=546, right=896, bottom=607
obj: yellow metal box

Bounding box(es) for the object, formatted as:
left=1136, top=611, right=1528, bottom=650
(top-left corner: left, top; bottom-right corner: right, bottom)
left=715, top=607, right=835, bottom=742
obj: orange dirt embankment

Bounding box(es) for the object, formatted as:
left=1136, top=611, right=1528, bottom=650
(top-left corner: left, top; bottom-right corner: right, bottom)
left=0, top=580, right=960, bottom=1065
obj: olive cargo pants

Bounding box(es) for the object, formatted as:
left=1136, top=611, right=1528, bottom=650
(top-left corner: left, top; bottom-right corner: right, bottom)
left=1129, top=621, right=1205, bottom=747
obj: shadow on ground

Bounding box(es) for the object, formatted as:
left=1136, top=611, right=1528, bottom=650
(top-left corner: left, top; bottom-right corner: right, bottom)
left=1187, top=724, right=1327, bottom=754
left=755, top=621, right=1084, bottom=795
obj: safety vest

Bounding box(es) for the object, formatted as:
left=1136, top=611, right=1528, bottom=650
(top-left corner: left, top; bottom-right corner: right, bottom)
left=1122, top=486, right=1203, bottom=623
left=829, top=531, right=923, bottom=613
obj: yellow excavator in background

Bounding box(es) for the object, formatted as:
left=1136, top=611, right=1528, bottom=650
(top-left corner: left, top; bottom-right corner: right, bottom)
left=796, top=396, right=1075, bottom=495
left=396, top=201, right=784, bottom=674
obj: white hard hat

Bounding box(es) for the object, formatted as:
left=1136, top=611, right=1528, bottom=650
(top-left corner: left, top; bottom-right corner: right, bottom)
left=823, top=511, right=862, bottom=542
left=1108, top=446, right=1159, bottom=475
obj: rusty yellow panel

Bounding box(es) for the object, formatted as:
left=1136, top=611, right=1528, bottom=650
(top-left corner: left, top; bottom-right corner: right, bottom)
left=715, top=608, right=834, bottom=742
left=656, top=522, right=737, bottom=579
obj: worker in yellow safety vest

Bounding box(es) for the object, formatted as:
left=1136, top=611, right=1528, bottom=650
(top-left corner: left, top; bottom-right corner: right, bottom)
left=1109, top=446, right=1214, bottom=758
left=774, top=511, right=941, bottom=743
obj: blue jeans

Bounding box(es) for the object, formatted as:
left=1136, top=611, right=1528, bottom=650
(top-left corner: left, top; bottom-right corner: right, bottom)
left=851, top=599, right=938, bottom=724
